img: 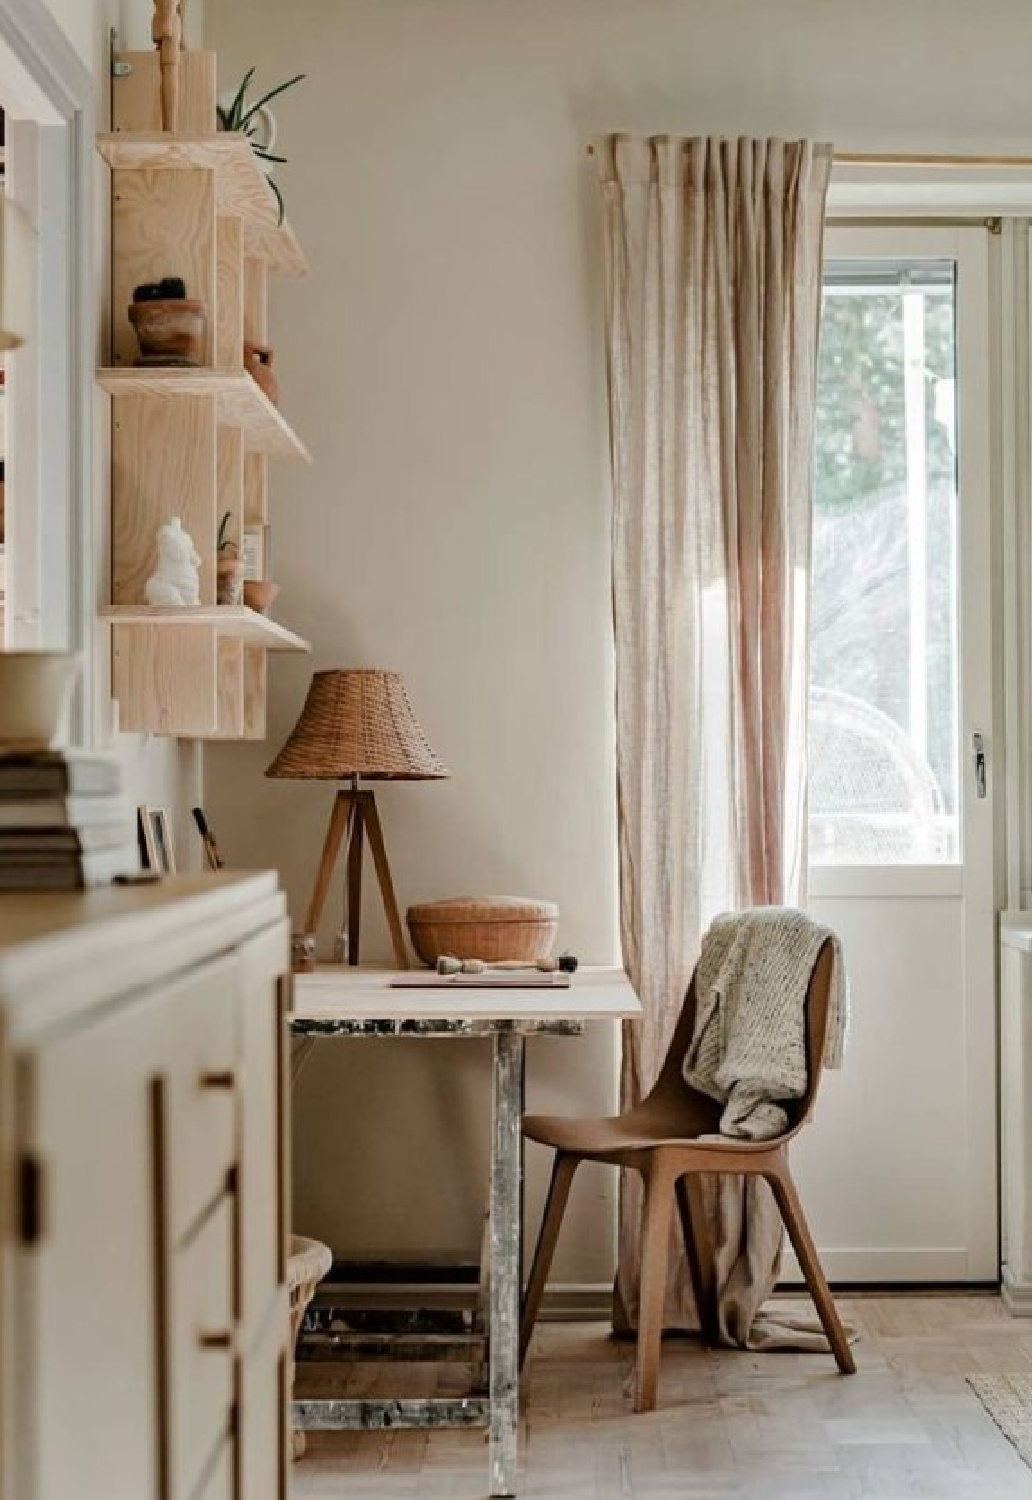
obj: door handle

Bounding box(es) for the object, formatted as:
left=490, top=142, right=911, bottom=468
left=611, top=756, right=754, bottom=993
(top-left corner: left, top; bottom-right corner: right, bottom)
left=973, top=732, right=987, bottom=798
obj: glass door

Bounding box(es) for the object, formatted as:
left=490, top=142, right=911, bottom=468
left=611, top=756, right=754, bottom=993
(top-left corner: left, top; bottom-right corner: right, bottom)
left=811, top=256, right=960, bottom=866
left=795, top=224, right=997, bottom=1283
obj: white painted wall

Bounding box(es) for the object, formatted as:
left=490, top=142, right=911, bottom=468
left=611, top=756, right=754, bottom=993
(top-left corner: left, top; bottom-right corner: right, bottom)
left=203, top=0, right=1032, bottom=1286
left=38, top=0, right=105, bottom=82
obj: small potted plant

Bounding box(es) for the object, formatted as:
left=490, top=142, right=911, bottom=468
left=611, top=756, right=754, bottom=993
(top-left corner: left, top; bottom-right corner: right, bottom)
left=242, top=578, right=280, bottom=615
left=128, top=277, right=207, bottom=366
left=216, top=512, right=245, bottom=606
left=217, top=67, right=305, bottom=225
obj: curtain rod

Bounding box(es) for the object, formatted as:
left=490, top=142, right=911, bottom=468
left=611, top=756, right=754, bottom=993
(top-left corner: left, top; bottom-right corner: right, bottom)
left=584, top=144, right=1032, bottom=169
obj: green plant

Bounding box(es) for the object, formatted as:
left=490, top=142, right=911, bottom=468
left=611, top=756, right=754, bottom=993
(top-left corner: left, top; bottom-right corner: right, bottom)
left=217, top=66, right=305, bottom=225
left=217, top=511, right=237, bottom=556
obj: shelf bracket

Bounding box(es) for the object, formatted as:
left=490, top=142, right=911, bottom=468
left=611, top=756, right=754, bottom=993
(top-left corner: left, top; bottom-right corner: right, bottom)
left=109, top=27, right=131, bottom=77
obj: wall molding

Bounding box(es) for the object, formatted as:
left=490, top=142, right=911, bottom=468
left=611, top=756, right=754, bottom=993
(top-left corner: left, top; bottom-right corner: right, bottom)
left=829, top=164, right=1032, bottom=218
left=0, top=4, right=91, bottom=122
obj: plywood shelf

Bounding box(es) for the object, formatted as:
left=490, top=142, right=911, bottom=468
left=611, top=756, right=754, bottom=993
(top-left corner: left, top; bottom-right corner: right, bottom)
left=97, top=132, right=308, bottom=276
left=97, top=367, right=311, bottom=461
left=101, top=605, right=311, bottom=652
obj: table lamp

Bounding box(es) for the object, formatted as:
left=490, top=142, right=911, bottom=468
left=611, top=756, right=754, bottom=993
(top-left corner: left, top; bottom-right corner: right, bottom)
left=266, top=669, right=448, bottom=967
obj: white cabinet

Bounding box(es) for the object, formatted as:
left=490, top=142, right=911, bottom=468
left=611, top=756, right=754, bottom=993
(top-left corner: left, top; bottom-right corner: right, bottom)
left=0, top=873, right=290, bottom=1499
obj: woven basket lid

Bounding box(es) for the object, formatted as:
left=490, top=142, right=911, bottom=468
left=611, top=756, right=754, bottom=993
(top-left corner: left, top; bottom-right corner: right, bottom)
left=407, top=895, right=558, bottom=924
left=266, top=669, right=449, bottom=781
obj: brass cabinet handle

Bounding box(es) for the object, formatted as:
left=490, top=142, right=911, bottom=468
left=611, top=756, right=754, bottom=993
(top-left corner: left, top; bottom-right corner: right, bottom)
left=199, top=1070, right=236, bottom=1090
left=199, top=1330, right=234, bottom=1351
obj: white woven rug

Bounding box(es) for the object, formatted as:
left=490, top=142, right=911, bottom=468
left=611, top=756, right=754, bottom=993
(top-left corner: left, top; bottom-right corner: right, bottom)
left=969, top=1374, right=1032, bottom=1469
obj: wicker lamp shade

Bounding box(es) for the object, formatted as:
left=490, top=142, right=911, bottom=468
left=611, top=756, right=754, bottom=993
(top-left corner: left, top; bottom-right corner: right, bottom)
left=266, top=669, right=448, bottom=781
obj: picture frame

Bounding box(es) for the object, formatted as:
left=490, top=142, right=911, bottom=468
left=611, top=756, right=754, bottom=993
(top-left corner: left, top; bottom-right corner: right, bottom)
left=191, top=805, right=224, bottom=871
left=242, top=524, right=266, bottom=581
left=150, top=807, right=176, bottom=875
left=137, top=805, right=158, bottom=871
left=137, top=805, right=176, bottom=875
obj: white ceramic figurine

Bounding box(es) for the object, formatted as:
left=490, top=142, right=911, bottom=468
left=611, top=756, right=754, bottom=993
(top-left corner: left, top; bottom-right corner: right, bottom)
left=144, top=515, right=201, bottom=606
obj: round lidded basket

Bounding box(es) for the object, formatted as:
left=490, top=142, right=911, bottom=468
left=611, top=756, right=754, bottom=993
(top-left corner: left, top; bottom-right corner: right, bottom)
left=406, top=896, right=559, bottom=965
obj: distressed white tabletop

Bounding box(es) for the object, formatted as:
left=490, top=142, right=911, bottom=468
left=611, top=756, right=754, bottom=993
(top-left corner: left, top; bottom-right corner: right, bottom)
left=290, top=963, right=640, bottom=1034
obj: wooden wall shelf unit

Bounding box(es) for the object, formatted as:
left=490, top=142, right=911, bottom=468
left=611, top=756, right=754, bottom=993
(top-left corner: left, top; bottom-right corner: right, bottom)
left=98, top=36, right=311, bottom=741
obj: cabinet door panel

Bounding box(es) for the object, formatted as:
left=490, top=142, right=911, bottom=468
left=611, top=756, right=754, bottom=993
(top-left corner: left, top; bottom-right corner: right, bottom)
left=164, top=955, right=239, bottom=1244
left=170, top=1192, right=235, bottom=1500
left=236, top=922, right=289, bottom=1346
left=236, top=1291, right=288, bottom=1500
left=194, top=1438, right=234, bottom=1500
left=23, top=995, right=165, bottom=1500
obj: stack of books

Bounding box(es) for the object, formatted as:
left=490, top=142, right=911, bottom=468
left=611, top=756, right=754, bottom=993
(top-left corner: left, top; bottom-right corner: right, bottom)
left=0, top=749, right=138, bottom=890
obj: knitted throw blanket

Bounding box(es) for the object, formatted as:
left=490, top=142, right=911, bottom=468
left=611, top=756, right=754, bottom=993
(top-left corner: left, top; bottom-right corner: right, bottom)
left=682, top=908, right=848, bottom=1141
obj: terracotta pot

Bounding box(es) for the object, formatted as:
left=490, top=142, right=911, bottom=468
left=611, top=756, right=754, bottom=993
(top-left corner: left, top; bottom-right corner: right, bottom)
left=128, top=297, right=207, bottom=366
left=216, top=553, right=245, bottom=606
left=243, top=579, right=280, bottom=615
left=244, top=341, right=279, bottom=405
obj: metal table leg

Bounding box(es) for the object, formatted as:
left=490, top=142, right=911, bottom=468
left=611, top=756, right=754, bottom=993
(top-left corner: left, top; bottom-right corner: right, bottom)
left=490, top=1030, right=523, bottom=1497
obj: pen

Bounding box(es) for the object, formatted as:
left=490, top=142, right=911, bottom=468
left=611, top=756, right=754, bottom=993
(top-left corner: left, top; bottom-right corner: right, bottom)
left=192, top=807, right=224, bottom=870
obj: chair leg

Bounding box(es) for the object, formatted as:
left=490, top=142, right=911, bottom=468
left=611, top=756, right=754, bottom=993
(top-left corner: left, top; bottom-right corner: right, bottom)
left=675, top=1174, right=720, bottom=1347
left=765, top=1166, right=855, bottom=1374
left=635, top=1164, right=675, bottom=1413
left=519, top=1152, right=579, bottom=1368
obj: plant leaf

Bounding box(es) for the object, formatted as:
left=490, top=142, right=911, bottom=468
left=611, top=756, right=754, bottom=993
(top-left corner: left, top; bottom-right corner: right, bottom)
left=254, top=148, right=288, bottom=164
left=236, top=72, right=306, bottom=127
left=223, top=66, right=256, bottom=129
left=268, top=176, right=285, bottom=227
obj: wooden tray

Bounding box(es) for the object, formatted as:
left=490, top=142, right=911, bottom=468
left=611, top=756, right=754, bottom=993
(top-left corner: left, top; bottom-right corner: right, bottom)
left=390, top=971, right=571, bottom=989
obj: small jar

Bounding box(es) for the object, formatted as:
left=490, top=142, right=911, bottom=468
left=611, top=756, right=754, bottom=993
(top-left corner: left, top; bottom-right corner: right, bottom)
left=217, top=552, right=245, bottom=606
left=291, top=932, right=317, bottom=973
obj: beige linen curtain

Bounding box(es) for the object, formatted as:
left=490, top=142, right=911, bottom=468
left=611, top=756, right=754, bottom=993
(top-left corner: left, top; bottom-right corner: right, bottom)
left=599, top=136, right=832, bottom=1340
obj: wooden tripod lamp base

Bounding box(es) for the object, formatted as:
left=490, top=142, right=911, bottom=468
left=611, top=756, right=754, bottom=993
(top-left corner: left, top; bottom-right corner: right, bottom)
left=302, top=788, right=410, bottom=969
left=265, top=669, right=449, bottom=968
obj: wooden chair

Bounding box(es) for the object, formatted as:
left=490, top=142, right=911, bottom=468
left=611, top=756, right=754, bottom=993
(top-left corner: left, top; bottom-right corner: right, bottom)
left=519, top=938, right=856, bottom=1412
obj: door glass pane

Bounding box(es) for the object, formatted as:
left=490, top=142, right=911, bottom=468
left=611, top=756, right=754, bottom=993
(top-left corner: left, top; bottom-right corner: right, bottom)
left=809, top=258, right=959, bottom=865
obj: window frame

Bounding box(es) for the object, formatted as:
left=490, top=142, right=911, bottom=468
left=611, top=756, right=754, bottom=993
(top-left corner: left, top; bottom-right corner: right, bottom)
left=808, top=219, right=992, bottom=900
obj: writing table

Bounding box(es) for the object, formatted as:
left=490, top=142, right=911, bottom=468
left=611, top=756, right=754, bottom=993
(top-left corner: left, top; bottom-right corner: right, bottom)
left=289, top=965, right=640, bottom=1497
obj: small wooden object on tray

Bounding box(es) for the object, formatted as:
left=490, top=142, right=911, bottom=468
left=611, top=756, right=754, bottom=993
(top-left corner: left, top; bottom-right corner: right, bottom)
left=391, top=970, right=571, bottom=989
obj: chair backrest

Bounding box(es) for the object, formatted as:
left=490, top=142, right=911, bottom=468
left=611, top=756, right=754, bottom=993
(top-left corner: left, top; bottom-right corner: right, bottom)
left=648, top=933, right=837, bottom=1137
